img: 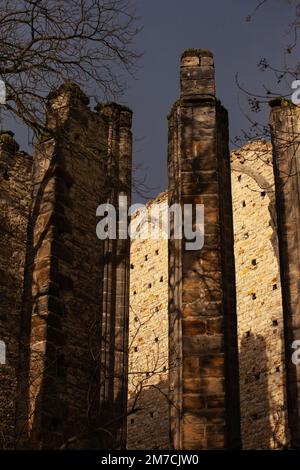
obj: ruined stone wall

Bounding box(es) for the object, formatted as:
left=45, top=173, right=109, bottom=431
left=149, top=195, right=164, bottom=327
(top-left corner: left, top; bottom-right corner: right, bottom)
left=16, top=84, right=132, bottom=449
left=270, top=102, right=300, bottom=447
left=0, top=132, right=33, bottom=449
left=231, top=140, right=289, bottom=449
left=127, top=140, right=290, bottom=450
left=0, top=78, right=294, bottom=451
left=18, top=86, right=108, bottom=449
left=127, top=192, right=169, bottom=450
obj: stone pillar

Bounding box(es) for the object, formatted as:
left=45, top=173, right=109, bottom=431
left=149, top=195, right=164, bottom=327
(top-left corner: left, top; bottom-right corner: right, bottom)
left=0, top=132, right=32, bottom=449
left=96, top=103, right=132, bottom=449
left=18, top=84, right=132, bottom=449
left=270, top=100, right=300, bottom=448
left=168, top=49, right=241, bottom=450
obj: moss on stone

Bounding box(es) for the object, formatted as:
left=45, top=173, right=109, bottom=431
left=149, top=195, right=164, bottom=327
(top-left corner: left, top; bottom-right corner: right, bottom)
left=48, top=81, right=90, bottom=105
left=96, top=101, right=132, bottom=114
left=0, top=130, right=14, bottom=137
left=269, top=97, right=296, bottom=108
left=181, top=48, right=213, bottom=59
left=0, top=130, right=19, bottom=150
left=39, top=130, right=55, bottom=143
left=195, top=96, right=221, bottom=107
left=214, top=97, right=221, bottom=106
left=167, top=99, right=182, bottom=120
left=167, top=96, right=221, bottom=119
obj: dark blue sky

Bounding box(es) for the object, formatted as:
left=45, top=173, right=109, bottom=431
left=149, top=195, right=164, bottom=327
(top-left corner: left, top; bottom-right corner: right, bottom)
left=5, top=0, right=297, bottom=202
left=123, top=0, right=296, bottom=201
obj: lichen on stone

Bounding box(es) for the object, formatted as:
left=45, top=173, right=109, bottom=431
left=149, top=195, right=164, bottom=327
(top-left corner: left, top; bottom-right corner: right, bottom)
left=181, top=48, right=213, bottom=59
left=39, top=130, right=55, bottom=143
left=96, top=101, right=132, bottom=114
left=48, top=81, right=90, bottom=105
left=269, top=97, right=296, bottom=108
left=0, top=130, right=19, bottom=150
left=167, top=99, right=182, bottom=120
left=0, top=130, right=14, bottom=137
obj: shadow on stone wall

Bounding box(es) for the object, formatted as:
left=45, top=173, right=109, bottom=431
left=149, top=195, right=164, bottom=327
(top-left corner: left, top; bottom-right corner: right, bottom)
left=127, top=378, right=170, bottom=450
left=240, top=332, right=287, bottom=449
left=240, top=332, right=271, bottom=449
left=16, top=156, right=65, bottom=449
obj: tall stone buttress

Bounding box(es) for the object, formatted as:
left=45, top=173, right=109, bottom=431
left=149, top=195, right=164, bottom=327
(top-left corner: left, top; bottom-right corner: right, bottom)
left=168, top=49, right=241, bottom=450
left=270, top=100, right=300, bottom=448
left=17, top=84, right=132, bottom=449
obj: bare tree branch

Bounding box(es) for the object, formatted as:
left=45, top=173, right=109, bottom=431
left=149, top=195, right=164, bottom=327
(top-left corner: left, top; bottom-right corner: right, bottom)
left=0, top=0, right=141, bottom=134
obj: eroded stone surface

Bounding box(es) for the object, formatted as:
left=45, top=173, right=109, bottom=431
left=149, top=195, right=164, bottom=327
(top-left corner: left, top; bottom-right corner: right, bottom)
left=0, top=133, right=33, bottom=449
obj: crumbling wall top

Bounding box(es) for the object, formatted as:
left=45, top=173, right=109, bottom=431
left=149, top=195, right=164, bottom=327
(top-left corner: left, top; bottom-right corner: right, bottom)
left=180, top=47, right=215, bottom=100
left=96, top=102, right=133, bottom=128
left=0, top=130, right=20, bottom=152
left=48, top=81, right=90, bottom=106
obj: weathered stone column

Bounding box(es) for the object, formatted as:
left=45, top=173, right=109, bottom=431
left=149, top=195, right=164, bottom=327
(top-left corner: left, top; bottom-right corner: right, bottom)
left=168, top=49, right=241, bottom=450
left=0, top=132, right=32, bottom=449
left=96, top=103, right=132, bottom=449
left=270, top=99, right=300, bottom=448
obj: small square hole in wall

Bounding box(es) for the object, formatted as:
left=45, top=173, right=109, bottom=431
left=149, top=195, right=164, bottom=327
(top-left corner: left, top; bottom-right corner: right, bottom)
left=160, top=276, right=163, bottom=282
left=155, top=249, right=159, bottom=255
left=148, top=283, right=152, bottom=288
left=242, top=200, right=246, bottom=207
left=251, top=259, right=257, bottom=266
left=163, top=366, right=167, bottom=372
left=273, top=284, right=277, bottom=290
left=272, top=319, right=278, bottom=327
left=134, top=316, right=139, bottom=322
left=134, top=346, right=138, bottom=352
left=133, top=291, right=137, bottom=296
left=145, top=255, right=148, bottom=261
left=276, top=366, right=280, bottom=372
left=150, top=412, right=154, bottom=418
left=252, top=413, right=259, bottom=421
left=130, top=419, right=134, bottom=424
left=154, top=337, right=159, bottom=343
left=238, top=175, right=242, bottom=182
left=155, top=306, right=159, bottom=312
left=130, top=264, right=134, bottom=269
left=261, top=191, right=266, bottom=197
left=246, top=330, right=251, bottom=338
left=252, top=293, right=256, bottom=300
